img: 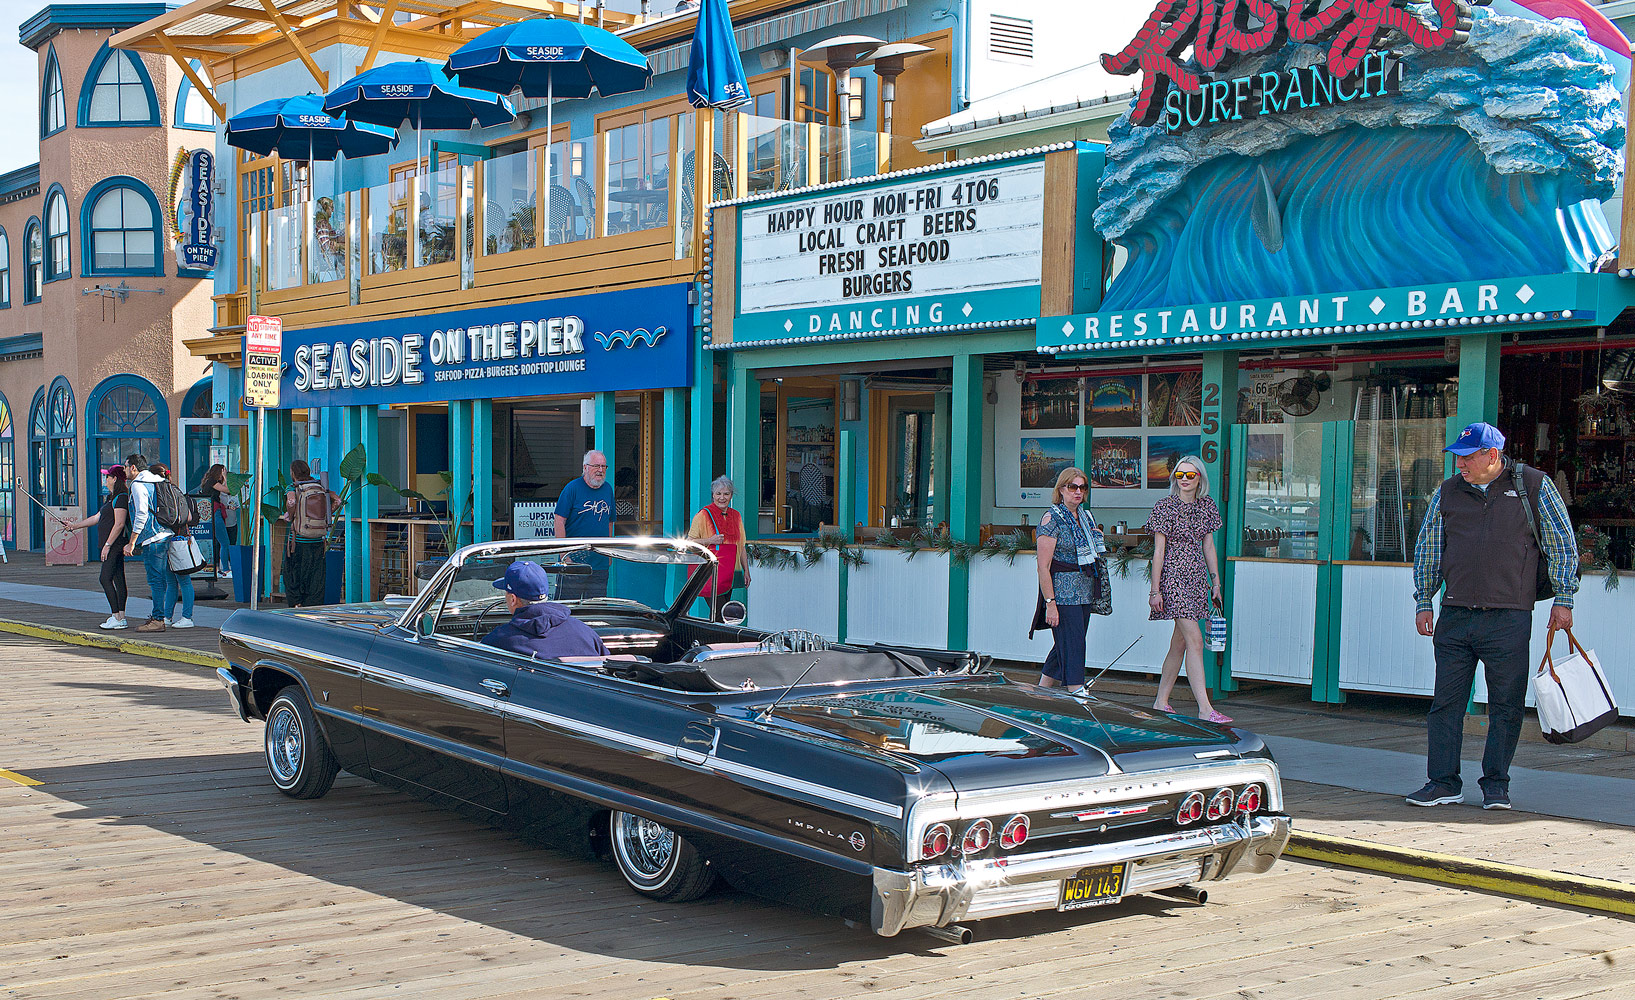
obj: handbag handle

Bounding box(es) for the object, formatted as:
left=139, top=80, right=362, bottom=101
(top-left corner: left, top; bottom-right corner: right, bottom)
left=1538, top=626, right=1591, bottom=684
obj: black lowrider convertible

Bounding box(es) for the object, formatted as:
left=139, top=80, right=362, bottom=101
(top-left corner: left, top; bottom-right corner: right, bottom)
left=217, top=538, right=1290, bottom=938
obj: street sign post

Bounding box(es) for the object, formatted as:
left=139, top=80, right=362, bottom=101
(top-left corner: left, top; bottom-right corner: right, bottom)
left=245, top=315, right=282, bottom=611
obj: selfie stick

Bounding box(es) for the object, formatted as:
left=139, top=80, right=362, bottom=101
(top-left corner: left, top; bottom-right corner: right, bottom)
left=14, top=476, right=63, bottom=520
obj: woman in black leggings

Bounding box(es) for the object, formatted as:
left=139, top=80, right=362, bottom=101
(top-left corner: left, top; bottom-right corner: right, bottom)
left=60, top=466, right=131, bottom=629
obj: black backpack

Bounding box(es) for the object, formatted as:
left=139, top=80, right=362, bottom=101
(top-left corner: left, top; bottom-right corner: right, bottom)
left=152, top=479, right=196, bottom=533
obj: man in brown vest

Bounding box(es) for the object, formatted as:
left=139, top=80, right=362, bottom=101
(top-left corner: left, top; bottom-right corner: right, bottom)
left=1408, top=422, right=1577, bottom=811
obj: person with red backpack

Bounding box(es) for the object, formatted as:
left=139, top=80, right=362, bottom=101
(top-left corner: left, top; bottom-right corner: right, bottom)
left=280, top=459, right=340, bottom=607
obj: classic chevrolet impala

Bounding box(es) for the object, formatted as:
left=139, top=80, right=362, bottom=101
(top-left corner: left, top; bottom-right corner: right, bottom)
left=217, top=538, right=1290, bottom=939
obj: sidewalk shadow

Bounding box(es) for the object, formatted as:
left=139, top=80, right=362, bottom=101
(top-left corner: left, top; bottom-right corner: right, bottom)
left=22, top=752, right=1176, bottom=968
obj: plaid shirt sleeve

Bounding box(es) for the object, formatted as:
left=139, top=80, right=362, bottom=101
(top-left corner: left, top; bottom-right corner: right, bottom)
left=1411, top=487, right=1444, bottom=614
left=1536, top=475, right=1579, bottom=608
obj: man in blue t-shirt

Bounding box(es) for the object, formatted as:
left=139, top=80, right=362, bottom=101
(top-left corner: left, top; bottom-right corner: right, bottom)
left=554, top=450, right=614, bottom=599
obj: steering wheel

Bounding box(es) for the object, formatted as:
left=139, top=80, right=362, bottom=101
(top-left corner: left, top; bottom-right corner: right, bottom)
left=472, top=597, right=507, bottom=638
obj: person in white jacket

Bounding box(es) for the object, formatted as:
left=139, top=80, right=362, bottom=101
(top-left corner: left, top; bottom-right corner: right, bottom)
left=122, top=454, right=181, bottom=631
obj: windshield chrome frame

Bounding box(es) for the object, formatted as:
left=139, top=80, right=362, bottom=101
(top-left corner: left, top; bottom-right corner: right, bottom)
left=394, top=536, right=719, bottom=632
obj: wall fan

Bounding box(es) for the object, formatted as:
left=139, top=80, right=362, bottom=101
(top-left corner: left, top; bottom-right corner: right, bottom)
left=1278, top=373, right=1332, bottom=417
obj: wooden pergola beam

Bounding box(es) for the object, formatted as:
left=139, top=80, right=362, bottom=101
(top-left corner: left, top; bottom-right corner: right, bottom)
left=155, top=31, right=227, bottom=118
left=259, top=0, right=330, bottom=90
left=359, top=0, right=399, bottom=72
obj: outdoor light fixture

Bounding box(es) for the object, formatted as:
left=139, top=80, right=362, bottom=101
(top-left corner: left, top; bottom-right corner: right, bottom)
left=842, top=378, right=861, bottom=421
left=847, top=77, right=865, bottom=122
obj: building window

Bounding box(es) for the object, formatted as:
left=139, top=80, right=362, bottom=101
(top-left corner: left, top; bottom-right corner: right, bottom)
left=0, top=228, right=10, bottom=308
left=89, top=376, right=165, bottom=507
left=41, top=46, right=65, bottom=137
left=0, top=390, right=13, bottom=547
left=27, top=388, right=45, bottom=548
left=47, top=377, right=77, bottom=513
left=44, top=188, right=69, bottom=281
left=175, top=63, right=217, bottom=131
left=80, top=44, right=159, bottom=127
left=83, top=179, right=161, bottom=276
left=23, top=220, right=42, bottom=303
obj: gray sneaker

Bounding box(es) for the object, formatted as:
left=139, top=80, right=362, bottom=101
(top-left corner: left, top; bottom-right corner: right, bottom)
left=1405, top=783, right=1462, bottom=807
left=1482, top=789, right=1512, bottom=811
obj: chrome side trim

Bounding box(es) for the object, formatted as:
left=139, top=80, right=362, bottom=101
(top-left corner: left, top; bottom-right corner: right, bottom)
left=708, top=757, right=904, bottom=820
left=222, top=632, right=369, bottom=677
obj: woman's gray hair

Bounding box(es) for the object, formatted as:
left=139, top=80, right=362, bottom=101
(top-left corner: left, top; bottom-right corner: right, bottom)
left=1169, top=456, right=1210, bottom=498
left=710, top=475, right=735, bottom=496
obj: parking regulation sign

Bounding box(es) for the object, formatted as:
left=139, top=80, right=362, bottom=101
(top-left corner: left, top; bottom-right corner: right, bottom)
left=245, top=314, right=282, bottom=408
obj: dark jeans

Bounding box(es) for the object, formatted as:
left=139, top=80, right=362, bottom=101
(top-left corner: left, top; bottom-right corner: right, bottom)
left=1426, top=605, right=1533, bottom=795
left=1041, top=602, right=1092, bottom=686
left=285, top=539, right=328, bottom=607
left=100, top=547, right=127, bottom=614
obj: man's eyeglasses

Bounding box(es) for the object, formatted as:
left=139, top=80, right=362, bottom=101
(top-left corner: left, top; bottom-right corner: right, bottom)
left=1064, top=482, right=1088, bottom=492
left=1174, top=470, right=1199, bottom=481
left=584, top=464, right=608, bottom=471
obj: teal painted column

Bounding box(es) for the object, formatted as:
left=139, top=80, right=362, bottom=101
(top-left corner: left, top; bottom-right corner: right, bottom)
left=689, top=342, right=716, bottom=517
left=662, top=388, right=688, bottom=535
left=449, top=400, right=472, bottom=549
left=1201, top=350, right=1239, bottom=695
left=1074, top=425, right=1090, bottom=475
left=341, top=406, right=365, bottom=603
left=593, top=391, right=617, bottom=464
left=836, top=429, right=856, bottom=642
left=1311, top=420, right=1353, bottom=705
left=840, top=377, right=870, bottom=527
left=359, top=405, right=380, bottom=600
left=728, top=366, right=759, bottom=540
left=947, top=354, right=983, bottom=651
left=260, top=408, right=292, bottom=602
left=472, top=399, right=493, bottom=542
left=931, top=391, right=950, bottom=531
left=1456, top=333, right=1502, bottom=428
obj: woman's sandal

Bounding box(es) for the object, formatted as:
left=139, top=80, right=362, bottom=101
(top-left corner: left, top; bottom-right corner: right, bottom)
left=1154, top=703, right=1175, bottom=713
left=1205, top=710, right=1233, bottom=724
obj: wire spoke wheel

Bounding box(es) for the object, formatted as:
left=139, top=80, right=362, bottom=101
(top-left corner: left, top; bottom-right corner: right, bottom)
left=608, top=810, right=715, bottom=902
left=266, top=703, right=304, bottom=785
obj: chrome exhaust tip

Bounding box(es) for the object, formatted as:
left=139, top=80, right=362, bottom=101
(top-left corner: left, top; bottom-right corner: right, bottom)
left=922, top=923, right=975, bottom=945
left=1155, top=884, right=1208, bottom=905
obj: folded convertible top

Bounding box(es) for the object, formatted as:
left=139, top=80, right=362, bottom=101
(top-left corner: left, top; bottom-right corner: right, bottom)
left=613, top=648, right=930, bottom=693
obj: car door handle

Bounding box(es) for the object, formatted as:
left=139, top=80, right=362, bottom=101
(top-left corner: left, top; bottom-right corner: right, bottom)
left=480, top=678, right=510, bottom=698
left=675, top=722, right=720, bottom=766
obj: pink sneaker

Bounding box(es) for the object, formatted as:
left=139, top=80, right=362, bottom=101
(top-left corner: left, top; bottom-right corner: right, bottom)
left=1205, top=710, right=1233, bottom=724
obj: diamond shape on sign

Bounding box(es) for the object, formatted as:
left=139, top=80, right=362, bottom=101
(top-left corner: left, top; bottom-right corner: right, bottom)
left=1369, top=297, right=1385, bottom=315
left=1516, top=284, right=1534, bottom=304
left=962, top=302, right=973, bottom=317
left=783, top=319, right=793, bottom=332
left=1061, top=320, right=1075, bottom=337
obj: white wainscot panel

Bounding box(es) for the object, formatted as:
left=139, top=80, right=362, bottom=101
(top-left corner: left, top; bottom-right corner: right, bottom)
left=845, top=550, right=949, bottom=649
left=1338, top=564, right=1436, bottom=695
left=967, top=556, right=1179, bottom=677
left=1229, top=561, right=1317, bottom=684
left=1474, top=573, right=1635, bottom=718
left=747, top=549, right=840, bottom=640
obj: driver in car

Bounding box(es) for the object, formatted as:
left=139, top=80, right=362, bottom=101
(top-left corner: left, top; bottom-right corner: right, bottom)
left=482, top=561, right=610, bottom=660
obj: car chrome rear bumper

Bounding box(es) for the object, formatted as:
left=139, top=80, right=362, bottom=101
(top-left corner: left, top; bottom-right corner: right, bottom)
left=870, top=814, right=1291, bottom=936
left=217, top=667, right=252, bottom=723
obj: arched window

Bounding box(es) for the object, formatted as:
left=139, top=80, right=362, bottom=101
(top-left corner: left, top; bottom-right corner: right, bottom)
left=175, top=63, right=217, bottom=131
left=47, top=377, right=77, bottom=515
left=82, top=178, right=162, bottom=276
left=88, top=375, right=166, bottom=509
left=44, top=186, right=70, bottom=281
left=27, top=388, right=45, bottom=549
left=0, top=227, right=10, bottom=308
left=23, top=220, right=42, bottom=303
left=0, top=390, right=14, bottom=548
left=41, top=46, right=65, bottom=137
left=79, top=43, right=159, bottom=127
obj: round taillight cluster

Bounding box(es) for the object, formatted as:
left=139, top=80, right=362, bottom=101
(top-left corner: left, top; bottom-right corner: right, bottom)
left=999, top=814, right=1029, bottom=850
left=1205, top=787, right=1236, bottom=821
left=1237, top=783, right=1263, bottom=814
left=923, top=823, right=952, bottom=859
left=962, top=819, right=993, bottom=853
left=1176, top=791, right=1206, bottom=825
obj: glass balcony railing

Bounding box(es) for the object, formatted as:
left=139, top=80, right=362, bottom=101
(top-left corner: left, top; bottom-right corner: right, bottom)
left=250, top=110, right=904, bottom=298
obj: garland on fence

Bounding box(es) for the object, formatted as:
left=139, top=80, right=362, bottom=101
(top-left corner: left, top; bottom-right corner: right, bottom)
left=1577, top=525, right=1622, bottom=591
left=749, top=530, right=1035, bottom=569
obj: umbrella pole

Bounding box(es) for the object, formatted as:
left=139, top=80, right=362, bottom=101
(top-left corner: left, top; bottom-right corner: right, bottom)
left=543, top=74, right=553, bottom=248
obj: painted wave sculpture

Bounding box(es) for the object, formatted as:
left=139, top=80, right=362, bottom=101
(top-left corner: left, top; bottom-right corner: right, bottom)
left=1098, top=5, right=1627, bottom=311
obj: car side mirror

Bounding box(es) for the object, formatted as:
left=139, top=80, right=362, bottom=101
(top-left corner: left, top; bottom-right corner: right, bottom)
left=720, top=600, right=747, bottom=626
left=419, top=613, right=437, bottom=636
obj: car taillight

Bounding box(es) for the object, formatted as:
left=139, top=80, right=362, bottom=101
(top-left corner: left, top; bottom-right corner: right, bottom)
left=962, top=819, right=993, bottom=853
left=1237, top=783, right=1263, bottom=814
left=1206, top=787, right=1236, bottom=821
left=923, top=823, right=952, bottom=859
left=1176, top=791, right=1205, bottom=825
left=999, top=814, right=1029, bottom=849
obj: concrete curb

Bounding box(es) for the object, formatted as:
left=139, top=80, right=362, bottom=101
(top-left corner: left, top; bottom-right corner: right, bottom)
left=1286, top=831, right=1635, bottom=917
left=0, top=618, right=226, bottom=670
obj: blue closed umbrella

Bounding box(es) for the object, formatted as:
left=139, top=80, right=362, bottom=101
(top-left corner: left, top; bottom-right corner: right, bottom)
left=446, top=18, right=652, bottom=244
left=686, top=0, right=750, bottom=110
left=325, top=59, right=515, bottom=173
left=226, top=94, right=399, bottom=160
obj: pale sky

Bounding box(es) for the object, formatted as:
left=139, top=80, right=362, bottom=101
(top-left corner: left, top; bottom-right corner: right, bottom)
left=0, top=0, right=41, bottom=177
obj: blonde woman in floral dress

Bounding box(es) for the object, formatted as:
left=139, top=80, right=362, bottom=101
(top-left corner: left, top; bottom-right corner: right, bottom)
left=1146, top=456, right=1230, bottom=723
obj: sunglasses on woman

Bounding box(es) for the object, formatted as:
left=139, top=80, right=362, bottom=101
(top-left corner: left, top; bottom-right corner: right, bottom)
left=1063, top=481, right=1088, bottom=492
left=1174, top=470, right=1199, bottom=481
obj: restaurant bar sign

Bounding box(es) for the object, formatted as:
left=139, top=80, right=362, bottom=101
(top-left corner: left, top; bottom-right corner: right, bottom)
left=1104, top=0, right=1464, bottom=131
left=278, top=283, right=693, bottom=409
left=730, top=158, right=1045, bottom=345
left=1036, top=273, right=1635, bottom=357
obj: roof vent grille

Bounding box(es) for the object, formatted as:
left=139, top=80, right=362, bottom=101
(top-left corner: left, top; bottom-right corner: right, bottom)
left=990, top=14, right=1034, bottom=62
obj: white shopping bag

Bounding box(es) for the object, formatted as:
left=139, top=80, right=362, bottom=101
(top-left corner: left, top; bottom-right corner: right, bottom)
left=1533, top=628, right=1618, bottom=745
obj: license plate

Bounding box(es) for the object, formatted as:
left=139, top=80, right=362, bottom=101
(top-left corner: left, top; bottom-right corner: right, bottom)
left=1059, top=863, right=1128, bottom=910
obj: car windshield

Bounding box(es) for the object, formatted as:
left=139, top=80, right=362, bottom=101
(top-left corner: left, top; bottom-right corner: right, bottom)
left=432, top=541, right=713, bottom=619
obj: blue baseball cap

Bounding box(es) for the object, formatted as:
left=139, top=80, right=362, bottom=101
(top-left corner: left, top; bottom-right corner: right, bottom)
left=1445, top=421, right=1506, bottom=456
left=493, top=560, right=550, bottom=601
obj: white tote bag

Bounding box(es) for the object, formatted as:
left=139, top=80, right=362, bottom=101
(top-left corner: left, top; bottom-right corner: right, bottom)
left=1533, top=628, right=1618, bottom=745
left=168, top=535, right=206, bottom=575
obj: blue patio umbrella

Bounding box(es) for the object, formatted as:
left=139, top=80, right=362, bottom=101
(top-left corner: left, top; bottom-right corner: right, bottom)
left=324, top=59, right=515, bottom=172
left=225, top=94, right=398, bottom=160
left=446, top=18, right=651, bottom=244
left=686, top=0, right=750, bottom=110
